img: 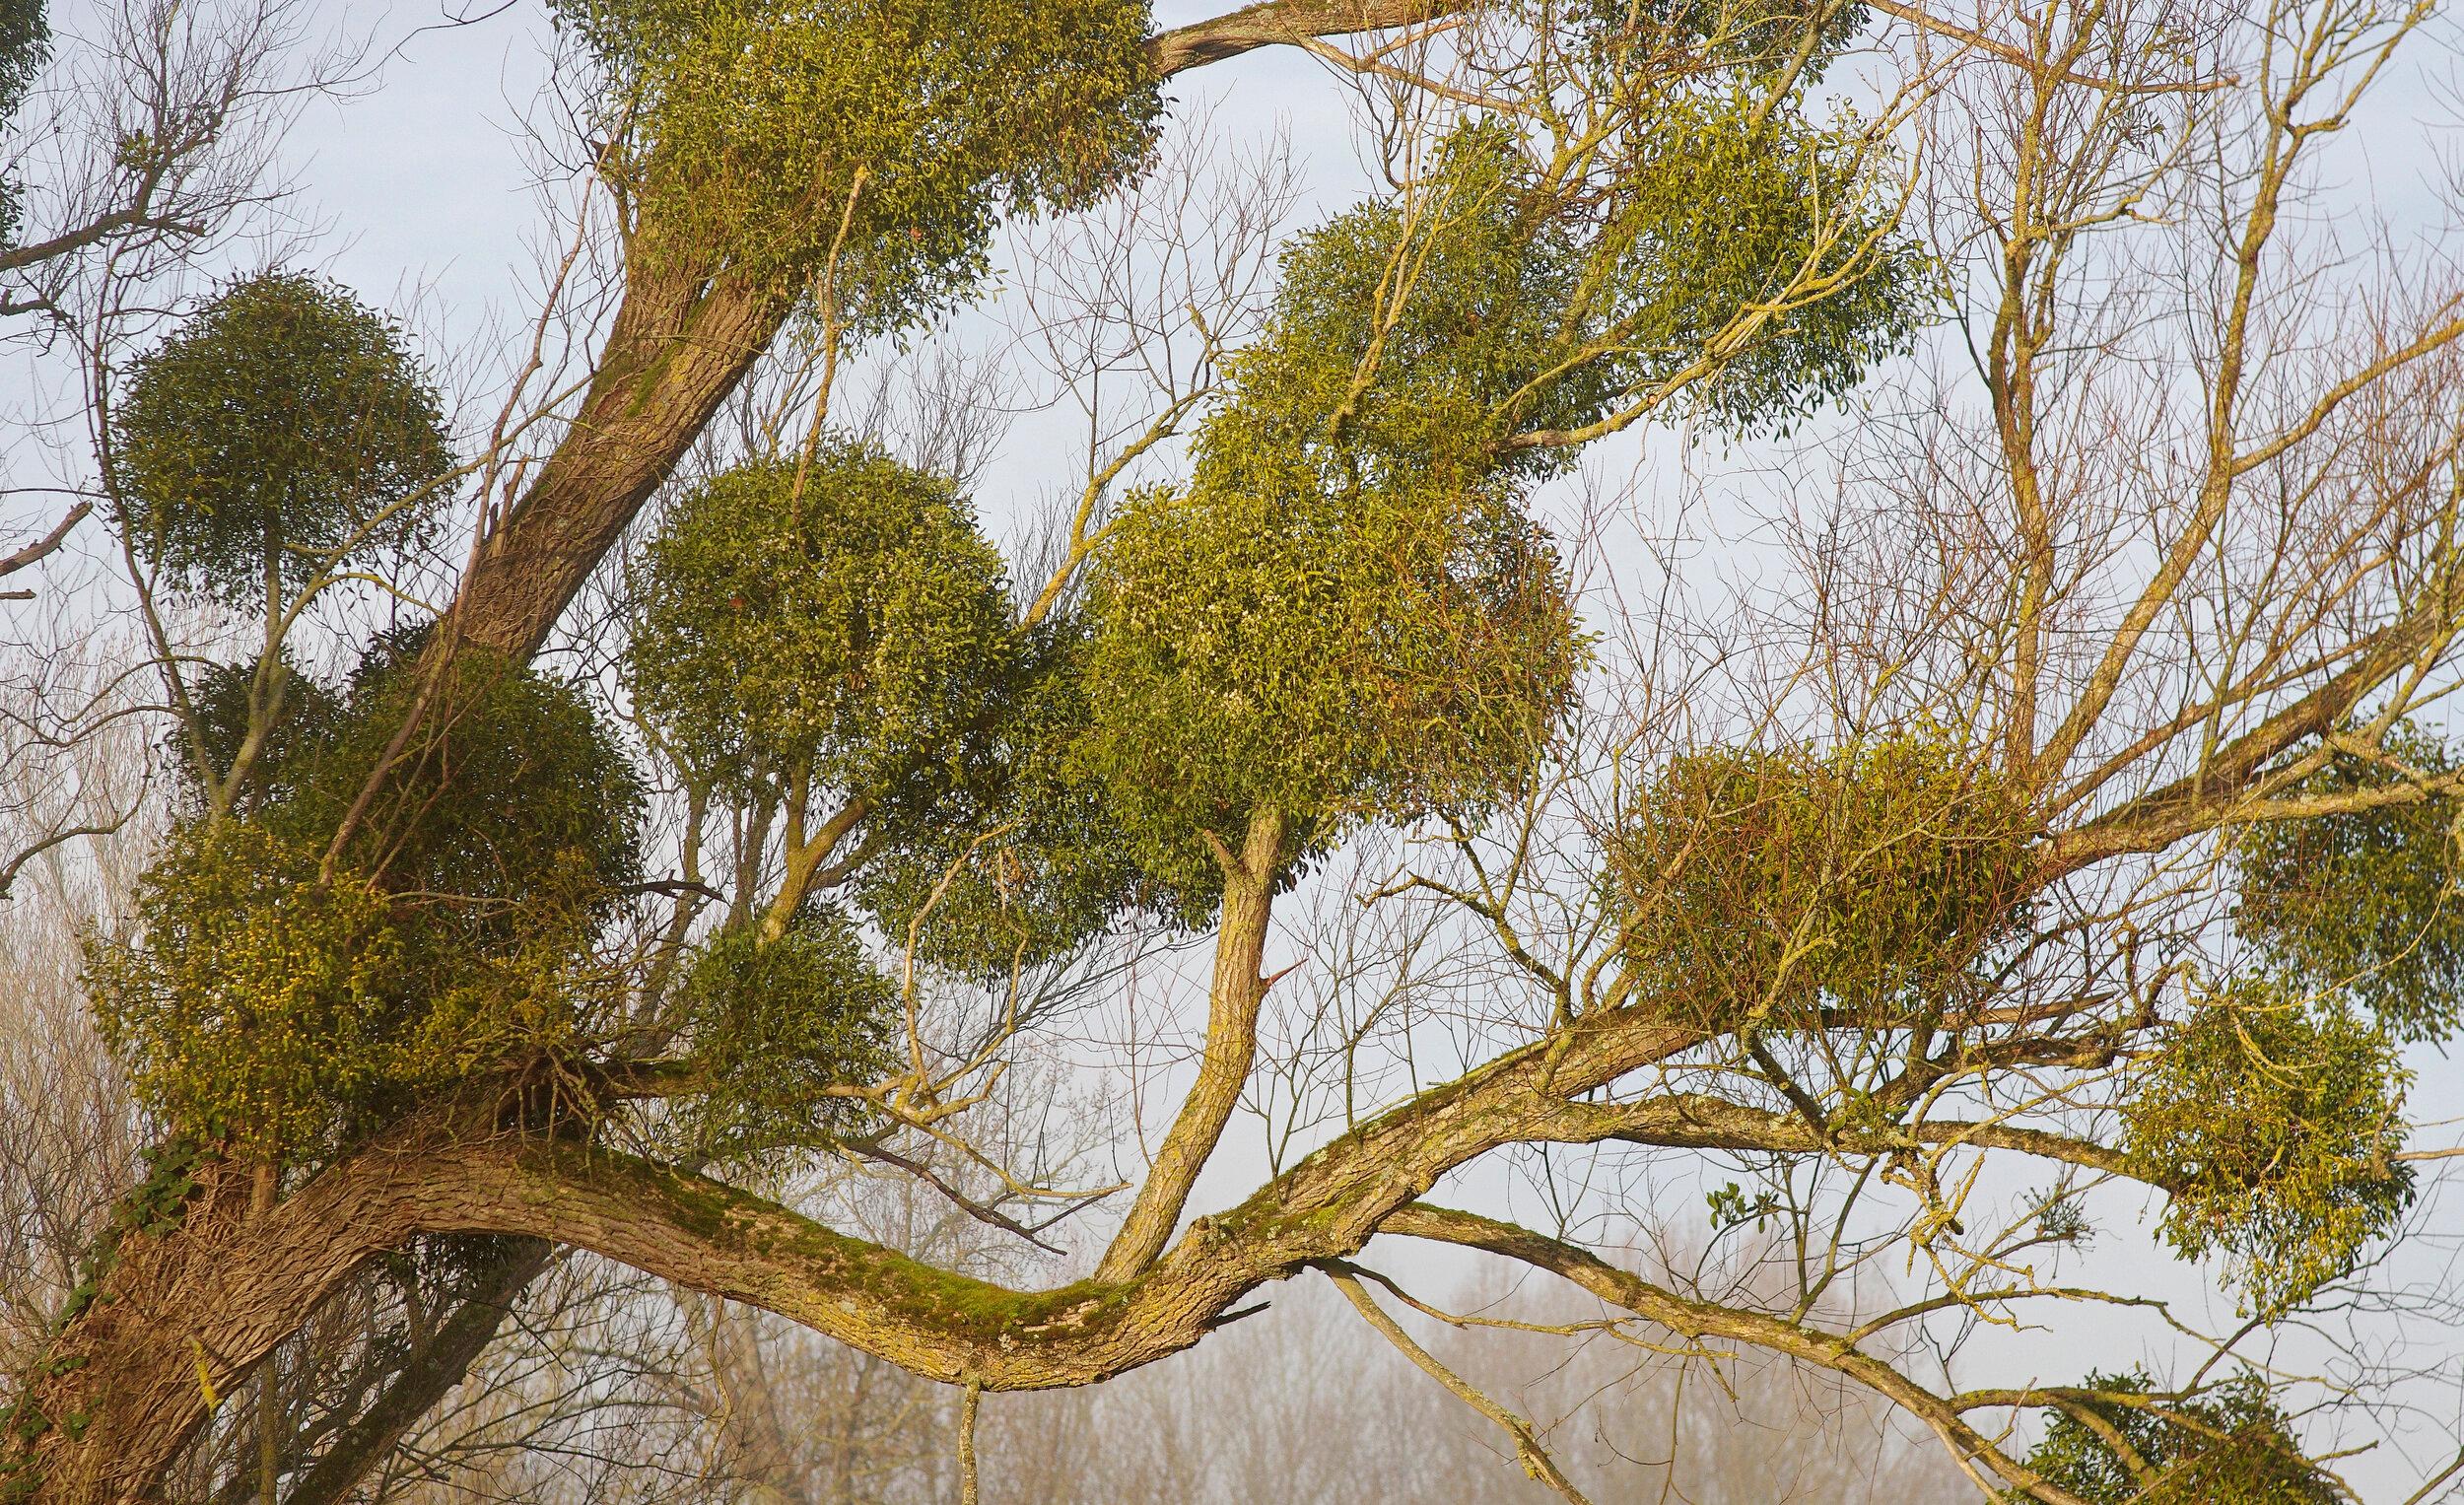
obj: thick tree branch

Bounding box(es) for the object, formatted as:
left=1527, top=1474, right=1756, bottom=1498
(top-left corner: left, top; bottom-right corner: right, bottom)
left=1097, top=806, right=1288, bottom=1281
left=1141, top=0, right=2224, bottom=88
left=0, top=502, right=90, bottom=581
left=447, top=271, right=790, bottom=659
left=1143, top=0, right=1441, bottom=77
left=23, top=997, right=1710, bottom=1497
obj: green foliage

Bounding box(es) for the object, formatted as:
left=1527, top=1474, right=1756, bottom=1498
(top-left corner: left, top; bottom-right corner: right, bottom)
left=628, top=445, right=1013, bottom=804
left=1292, top=54, right=1921, bottom=443
left=1079, top=132, right=1593, bottom=871
left=269, top=637, right=647, bottom=936
left=2232, top=724, right=2464, bottom=1043
left=673, top=916, right=896, bottom=1159
left=106, top=272, right=454, bottom=608
left=1608, top=731, right=2030, bottom=1027
left=552, top=0, right=1157, bottom=315
left=1589, top=90, right=1927, bottom=434
left=852, top=617, right=1213, bottom=978
left=1538, top=0, right=1871, bottom=84
left=87, top=822, right=410, bottom=1159
left=0, top=0, right=47, bottom=246
left=1188, top=108, right=1918, bottom=475
left=53, top=1136, right=208, bottom=1332
left=94, top=639, right=646, bottom=1161
left=0, top=0, right=40, bottom=127
left=617, top=9, right=1925, bottom=971
left=632, top=450, right=1209, bottom=978
left=1084, top=476, right=1579, bottom=877
left=1205, top=122, right=1617, bottom=485
left=1076, top=94, right=1919, bottom=882
left=2011, top=1372, right=2338, bottom=1504
left=1705, top=1180, right=1780, bottom=1232
left=2123, top=983, right=2412, bottom=1318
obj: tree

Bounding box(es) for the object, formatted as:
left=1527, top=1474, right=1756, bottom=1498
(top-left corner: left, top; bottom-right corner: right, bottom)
left=9, top=0, right=2464, bottom=1501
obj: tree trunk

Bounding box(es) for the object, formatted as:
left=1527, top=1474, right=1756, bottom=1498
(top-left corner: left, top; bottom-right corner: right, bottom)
left=448, top=267, right=790, bottom=662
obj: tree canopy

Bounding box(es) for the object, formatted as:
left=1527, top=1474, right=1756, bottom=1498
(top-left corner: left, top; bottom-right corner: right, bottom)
left=5, top=0, right=2464, bottom=1501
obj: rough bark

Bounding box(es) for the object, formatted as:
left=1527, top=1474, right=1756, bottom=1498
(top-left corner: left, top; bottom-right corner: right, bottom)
left=16, top=1003, right=1709, bottom=1501
left=1141, top=0, right=1442, bottom=75
left=448, top=269, right=788, bottom=661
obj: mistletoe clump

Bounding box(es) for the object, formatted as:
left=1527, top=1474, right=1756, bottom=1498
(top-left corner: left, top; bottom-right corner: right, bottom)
left=632, top=446, right=1203, bottom=979
left=2231, top=722, right=2464, bottom=1044
left=670, top=916, right=898, bottom=1161
left=106, top=271, right=453, bottom=608
left=553, top=0, right=1159, bottom=318
left=627, top=445, right=1014, bottom=803
left=2123, top=983, right=2412, bottom=1317
left=1608, top=732, right=2031, bottom=1027
left=850, top=617, right=1215, bottom=979
left=87, top=822, right=408, bottom=1161
left=2011, top=1372, right=2337, bottom=1504
left=1079, top=131, right=1595, bottom=885
left=90, top=641, right=645, bottom=1163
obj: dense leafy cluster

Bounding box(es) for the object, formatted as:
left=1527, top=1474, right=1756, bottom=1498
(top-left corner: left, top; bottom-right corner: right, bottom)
left=1084, top=482, right=1580, bottom=878
left=2232, top=725, right=2464, bottom=1043
left=1608, top=732, right=2030, bottom=1026
left=1203, top=122, right=1618, bottom=482
left=245, top=638, right=644, bottom=932
left=177, top=649, right=339, bottom=810
left=106, top=272, right=454, bottom=608
left=91, top=643, right=645, bottom=1162
left=1585, top=89, right=1925, bottom=432
left=1080, top=133, right=1593, bottom=881
left=851, top=618, right=1212, bottom=978
left=630, top=448, right=1206, bottom=976
left=629, top=445, right=1012, bottom=802
left=1078, top=83, right=1922, bottom=883
left=671, top=916, right=897, bottom=1159
left=2011, top=1373, right=2337, bottom=1504
left=2123, top=984, right=2412, bottom=1317
left=552, top=0, right=1157, bottom=315
left=1538, top=0, right=1872, bottom=81
left=1461, top=2, right=1924, bottom=437
left=87, top=823, right=408, bottom=1159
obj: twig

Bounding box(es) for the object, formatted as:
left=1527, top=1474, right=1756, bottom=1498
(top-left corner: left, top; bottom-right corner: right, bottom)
left=1324, top=1265, right=1598, bottom=1504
